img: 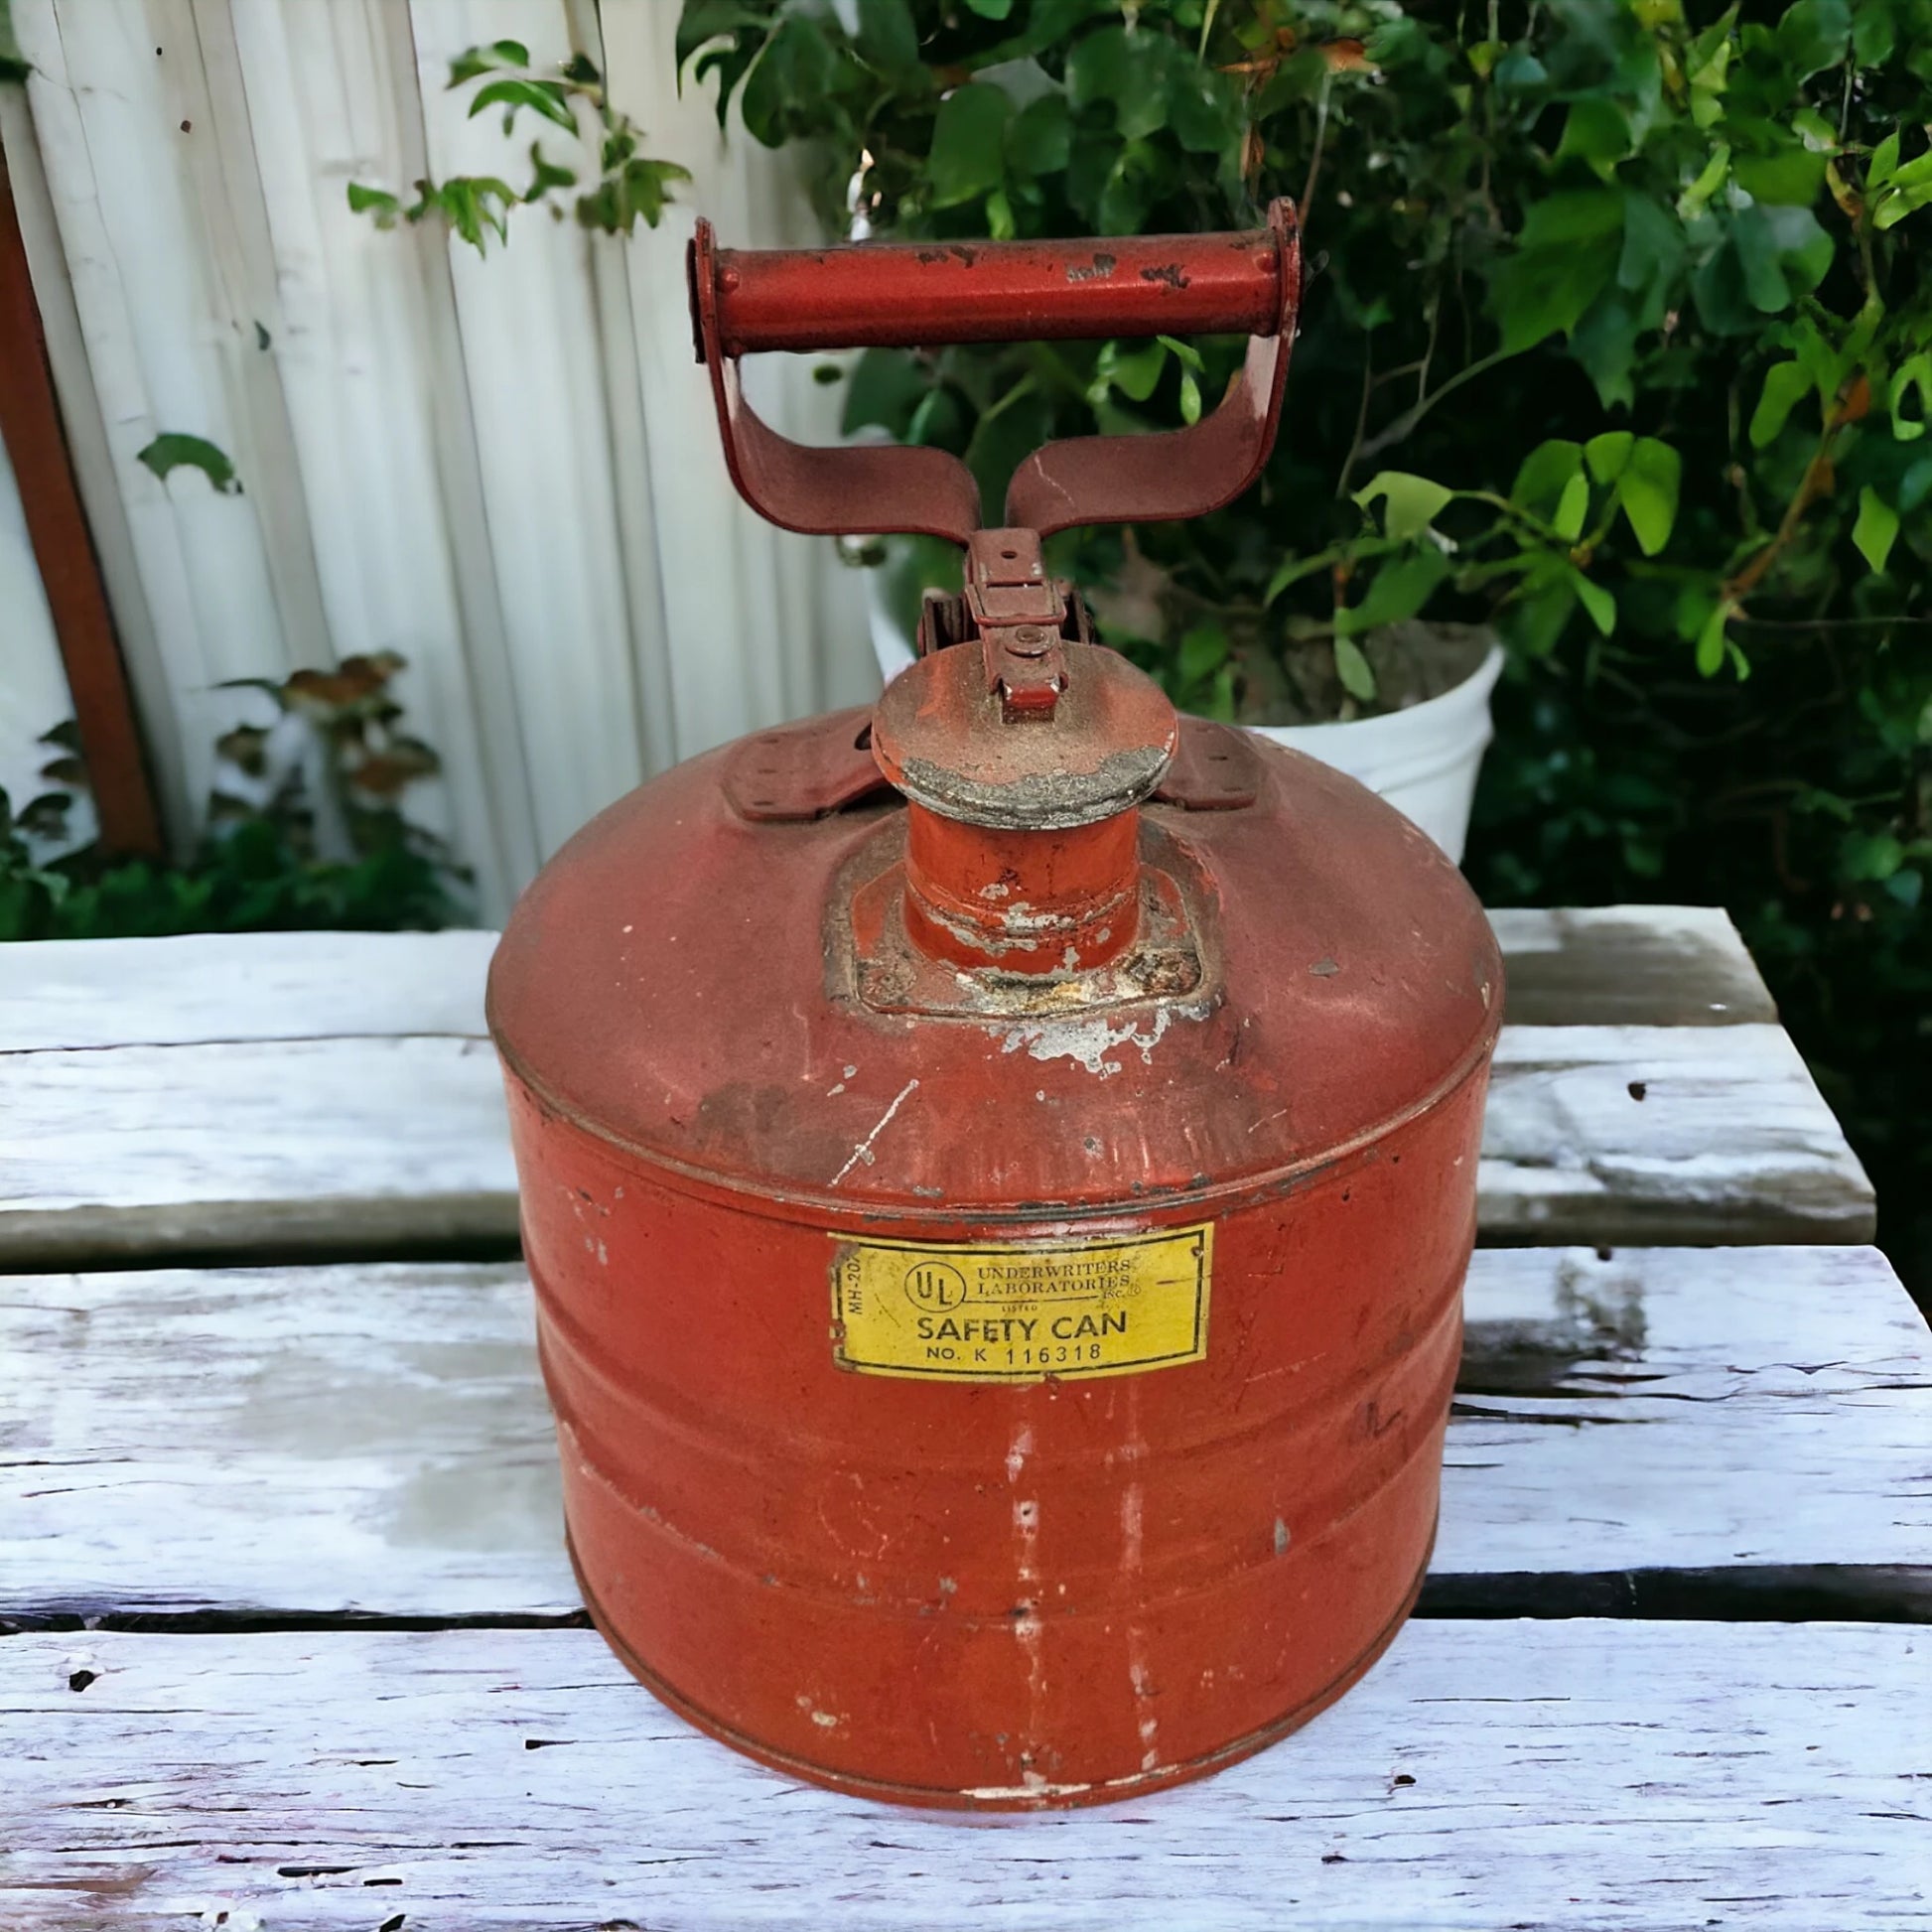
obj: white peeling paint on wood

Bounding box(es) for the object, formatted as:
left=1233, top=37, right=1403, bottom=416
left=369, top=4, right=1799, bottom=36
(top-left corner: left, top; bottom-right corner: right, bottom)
left=4, top=1621, right=1926, bottom=1929
left=0, top=915, right=1871, bottom=1259
left=1480, top=1023, right=1874, bottom=1242
left=0, top=929, right=497, bottom=1050
left=0, top=1035, right=516, bottom=1262
left=0, top=905, right=1782, bottom=1057
left=3, top=1246, right=1921, bottom=1620
left=0, top=1020, right=1871, bottom=1260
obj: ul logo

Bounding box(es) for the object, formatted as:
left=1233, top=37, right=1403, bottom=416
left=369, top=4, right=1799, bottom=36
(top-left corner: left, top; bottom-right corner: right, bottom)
left=902, top=1261, right=967, bottom=1312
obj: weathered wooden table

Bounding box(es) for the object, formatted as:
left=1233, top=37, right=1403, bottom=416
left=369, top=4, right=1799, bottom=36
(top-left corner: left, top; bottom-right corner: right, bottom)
left=3, top=910, right=1926, bottom=1929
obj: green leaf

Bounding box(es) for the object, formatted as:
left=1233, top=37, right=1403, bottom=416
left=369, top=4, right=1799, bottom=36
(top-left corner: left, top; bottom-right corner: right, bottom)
left=1617, top=191, right=1685, bottom=298
left=1334, top=550, right=1449, bottom=635
left=523, top=142, right=577, bottom=202
left=1553, top=471, right=1590, bottom=540
left=1178, top=622, right=1229, bottom=686
left=1491, top=191, right=1623, bottom=351
left=448, top=40, right=531, bottom=87
left=1570, top=291, right=1642, bottom=411
left=1791, top=106, right=1839, bottom=152
left=1263, top=552, right=1334, bottom=606
left=1333, top=634, right=1378, bottom=703
left=927, top=82, right=1012, bottom=207
left=1178, top=369, right=1202, bottom=426
left=1843, top=829, right=1903, bottom=881
left=1584, top=432, right=1634, bottom=484
left=1615, top=438, right=1681, bottom=555
left=137, top=433, right=242, bottom=495
left=1733, top=147, right=1828, bottom=206
left=346, top=182, right=401, bottom=227
left=1695, top=601, right=1731, bottom=676
left=430, top=176, right=519, bottom=250
left=467, top=77, right=578, bottom=134
left=1867, top=129, right=1901, bottom=191
left=1890, top=353, right=1932, bottom=440
left=1157, top=335, right=1204, bottom=372
left=0, top=0, right=29, bottom=83
left=1853, top=0, right=1898, bottom=63
left=1750, top=360, right=1812, bottom=446
left=1874, top=164, right=1932, bottom=230
left=1007, top=92, right=1071, bottom=177
left=1555, top=97, right=1631, bottom=179
left=1677, top=142, right=1731, bottom=222
left=1353, top=471, right=1453, bottom=541
left=856, top=0, right=922, bottom=81
left=1066, top=26, right=1167, bottom=143
left=1853, top=486, right=1899, bottom=571
left=578, top=156, right=692, bottom=234
left=965, top=0, right=1016, bottom=14
left=1512, top=440, right=1585, bottom=514
left=1568, top=567, right=1616, bottom=636
left=1092, top=338, right=1167, bottom=403
left=1901, top=455, right=1932, bottom=514
left=1776, top=0, right=1851, bottom=79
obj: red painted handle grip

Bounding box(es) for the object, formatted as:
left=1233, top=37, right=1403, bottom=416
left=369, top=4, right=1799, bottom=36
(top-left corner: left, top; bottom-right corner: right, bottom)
left=702, top=222, right=1290, bottom=355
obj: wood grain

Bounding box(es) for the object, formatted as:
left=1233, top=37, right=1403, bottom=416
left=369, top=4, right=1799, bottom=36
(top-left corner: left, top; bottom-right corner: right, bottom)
left=3, top=1246, right=1922, bottom=1622
left=0, top=923, right=1872, bottom=1262
left=1479, top=1023, right=1873, bottom=1243
left=4, top=1620, right=1925, bottom=1929
left=1485, top=903, right=1778, bottom=1026
left=0, top=909, right=1774, bottom=1051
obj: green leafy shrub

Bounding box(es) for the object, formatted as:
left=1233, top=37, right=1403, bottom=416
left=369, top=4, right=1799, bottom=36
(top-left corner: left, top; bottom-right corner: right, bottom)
left=0, top=658, right=467, bottom=939
left=683, top=0, right=1930, bottom=1295
left=349, top=41, right=690, bottom=250
left=682, top=0, right=1925, bottom=714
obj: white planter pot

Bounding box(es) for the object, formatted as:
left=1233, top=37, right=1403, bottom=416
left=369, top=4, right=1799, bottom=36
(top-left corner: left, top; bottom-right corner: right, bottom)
left=868, top=593, right=1503, bottom=866
left=1246, top=644, right=1504, bottom=863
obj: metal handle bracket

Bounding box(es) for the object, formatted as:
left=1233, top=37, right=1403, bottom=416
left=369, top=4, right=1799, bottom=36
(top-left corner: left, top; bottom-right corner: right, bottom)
left=687, top=202, right=1302, bottom=547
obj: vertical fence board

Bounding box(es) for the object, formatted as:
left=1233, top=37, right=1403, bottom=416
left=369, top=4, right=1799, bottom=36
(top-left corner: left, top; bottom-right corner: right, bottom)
left=11, top=1, right=876, bottom=912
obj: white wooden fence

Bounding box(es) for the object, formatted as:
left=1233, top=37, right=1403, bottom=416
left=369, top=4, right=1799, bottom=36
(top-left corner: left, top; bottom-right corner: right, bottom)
left=4, top=0, right=875, bottom=919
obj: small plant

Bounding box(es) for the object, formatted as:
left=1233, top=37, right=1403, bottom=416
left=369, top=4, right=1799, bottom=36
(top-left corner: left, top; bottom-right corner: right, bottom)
left=349, top=41, right=690, bottom=252
left=0, top=658, right=467, bottom=940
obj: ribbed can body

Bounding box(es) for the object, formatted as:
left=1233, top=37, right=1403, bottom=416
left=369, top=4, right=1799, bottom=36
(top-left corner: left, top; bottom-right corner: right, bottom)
left=490, top=713, right=1503, bottom=1809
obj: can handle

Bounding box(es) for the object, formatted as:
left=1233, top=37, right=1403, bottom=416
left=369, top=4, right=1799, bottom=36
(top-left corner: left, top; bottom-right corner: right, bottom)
left=686, top=201, right=1301, bottom=546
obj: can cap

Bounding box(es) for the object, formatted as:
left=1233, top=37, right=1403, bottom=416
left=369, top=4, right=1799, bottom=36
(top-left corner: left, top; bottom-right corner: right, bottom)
left=871, top=640, right=1177, bottom=833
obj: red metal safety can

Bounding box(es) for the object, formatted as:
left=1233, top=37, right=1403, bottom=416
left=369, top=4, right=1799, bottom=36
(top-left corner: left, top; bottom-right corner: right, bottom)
left=488, top=202, right=1504, bottom=1810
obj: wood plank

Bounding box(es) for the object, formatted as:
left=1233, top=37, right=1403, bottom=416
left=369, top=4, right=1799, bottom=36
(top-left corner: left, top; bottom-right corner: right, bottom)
left=4, top=1247, right=1922, bottom=1622
left=0, top=1035, right=516, bottom=1265
left=0, top=919, right=1872, bottom=1262
left=1485, top=904, right=1777, bottom=1026
left=0, top=908, right=1774, bottom=1050
left=1481, top=1024, right=1873, bottom=1244
left=0, top=929, right=496, bottom=1050
left=4, top=1621, right=1926, bottom=1929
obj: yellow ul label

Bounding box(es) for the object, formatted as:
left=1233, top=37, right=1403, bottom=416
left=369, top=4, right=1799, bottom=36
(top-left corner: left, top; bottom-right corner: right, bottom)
left=830, top=1225, right=1212, bottom=1383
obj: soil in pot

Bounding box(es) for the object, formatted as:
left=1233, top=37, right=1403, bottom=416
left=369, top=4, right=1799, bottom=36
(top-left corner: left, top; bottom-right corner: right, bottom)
left=1238, top=621, right=1494, bottom=728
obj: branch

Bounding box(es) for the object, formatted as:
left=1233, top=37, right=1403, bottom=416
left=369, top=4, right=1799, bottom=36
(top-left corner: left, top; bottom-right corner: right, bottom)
left=1355, top=345, right=1515, bottom=463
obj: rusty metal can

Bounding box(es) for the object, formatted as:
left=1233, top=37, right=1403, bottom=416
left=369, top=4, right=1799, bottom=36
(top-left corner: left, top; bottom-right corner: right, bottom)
left=488, top=205, right=1503, bottom=1809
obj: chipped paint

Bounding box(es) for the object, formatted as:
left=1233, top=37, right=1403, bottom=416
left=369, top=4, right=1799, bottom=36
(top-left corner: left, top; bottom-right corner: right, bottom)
left=1002, top=1003, right=1196, bottom=1078
left=828, top=1078, right=920, bottom=1187
left=961, top=1774, right=1094, bottom=1800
